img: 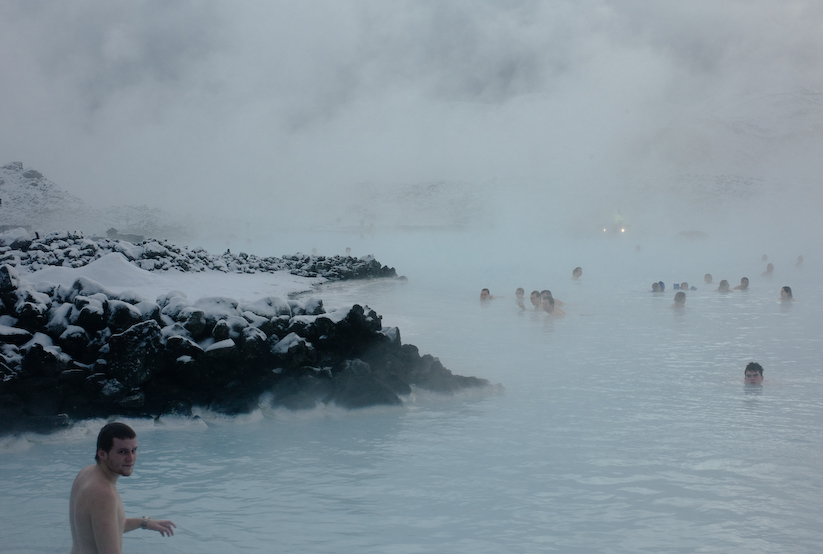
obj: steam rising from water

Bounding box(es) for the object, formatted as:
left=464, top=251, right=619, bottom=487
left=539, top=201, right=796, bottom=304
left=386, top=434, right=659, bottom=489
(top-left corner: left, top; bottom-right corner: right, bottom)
left=1, top=1, right=821, bottom=240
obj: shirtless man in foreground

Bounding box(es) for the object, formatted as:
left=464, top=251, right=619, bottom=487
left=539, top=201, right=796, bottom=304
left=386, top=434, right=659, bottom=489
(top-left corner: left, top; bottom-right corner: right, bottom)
left=70, top=422, right=176, bottom=554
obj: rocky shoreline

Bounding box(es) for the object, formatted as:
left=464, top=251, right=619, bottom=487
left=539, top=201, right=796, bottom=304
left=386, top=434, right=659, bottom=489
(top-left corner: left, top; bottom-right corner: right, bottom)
left=0, top=234, right=490, bottom=435
left=0, top=228, right=399, bottom=280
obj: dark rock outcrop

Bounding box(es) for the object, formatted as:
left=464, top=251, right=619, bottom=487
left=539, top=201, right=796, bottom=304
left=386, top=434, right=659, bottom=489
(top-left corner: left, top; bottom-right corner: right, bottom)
left=0, top=266, right=489, bottom=435
left=0, top=228, right=398, bottom=281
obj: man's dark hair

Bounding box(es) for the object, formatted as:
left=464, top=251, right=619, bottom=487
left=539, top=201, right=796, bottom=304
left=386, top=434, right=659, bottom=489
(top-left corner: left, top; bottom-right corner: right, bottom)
left=674, top=291, right=686, bottom=302
left=530, top=290, right=540, bottom=297
left=745, top=362, right=763, bottom=376
left=540, top=290, right=552, bottom=298
left=96, top=422, right=136, bottom=462
left=782, top=286, right=793, bottom=298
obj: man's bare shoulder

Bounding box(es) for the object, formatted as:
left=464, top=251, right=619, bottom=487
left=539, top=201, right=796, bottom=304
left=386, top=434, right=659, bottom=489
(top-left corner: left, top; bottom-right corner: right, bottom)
left=72, top=465, right=117, bottom=501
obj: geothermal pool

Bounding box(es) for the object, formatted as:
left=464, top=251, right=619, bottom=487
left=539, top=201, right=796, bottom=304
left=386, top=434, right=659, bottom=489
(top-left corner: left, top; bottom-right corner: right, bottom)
left=1, top=231, right=821, bottom=553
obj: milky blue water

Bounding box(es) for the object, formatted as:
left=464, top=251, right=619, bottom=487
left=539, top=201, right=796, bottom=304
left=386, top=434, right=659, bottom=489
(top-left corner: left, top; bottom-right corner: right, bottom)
left=2, top=230, right=822, bottom=553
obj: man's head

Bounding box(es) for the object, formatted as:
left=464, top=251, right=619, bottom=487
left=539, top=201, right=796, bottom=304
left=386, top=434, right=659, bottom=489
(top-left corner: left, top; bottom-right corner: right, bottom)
left=740, top=277, right=749, bottom=288
left=704, top=274, right=712, bottom=284
left=718, top=279, right=730, bottom=291
left=530, top=291, right=540, bottom=306
left=745, top=362, right=764, bottom=385
left=680, top=282, right=689, bottom=291
left=515, top=287, right=525, bottom=298
left=674, top=291, right=686, bottom=306
left=652, top=282, right=661, bottom=292
left=96, top=422, right=136, bottom=462
left=96, top=422, right=137, bottom=476
left=480, top=288, right=491, bottom=300
left=781, top=286, right=793, bottom=299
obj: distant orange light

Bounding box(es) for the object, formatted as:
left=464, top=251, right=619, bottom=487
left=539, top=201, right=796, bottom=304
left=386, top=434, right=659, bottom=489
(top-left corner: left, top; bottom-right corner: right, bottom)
left=603, top=228, right=607, bottom=232
left=621, top=228, right=625, bottom=232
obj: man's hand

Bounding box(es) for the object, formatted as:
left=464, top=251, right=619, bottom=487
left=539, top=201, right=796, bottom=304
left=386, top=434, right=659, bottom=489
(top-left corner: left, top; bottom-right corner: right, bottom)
left=147, top=519, right=177, bottom=537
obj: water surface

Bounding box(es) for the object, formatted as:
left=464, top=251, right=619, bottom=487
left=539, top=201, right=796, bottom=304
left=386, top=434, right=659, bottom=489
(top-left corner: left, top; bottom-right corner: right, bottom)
left=2, top=231, right=821, bottom=553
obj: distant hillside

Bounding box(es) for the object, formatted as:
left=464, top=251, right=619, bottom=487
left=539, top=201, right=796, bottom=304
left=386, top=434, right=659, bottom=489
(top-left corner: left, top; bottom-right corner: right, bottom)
left=0, top=161, right=191, bottom=239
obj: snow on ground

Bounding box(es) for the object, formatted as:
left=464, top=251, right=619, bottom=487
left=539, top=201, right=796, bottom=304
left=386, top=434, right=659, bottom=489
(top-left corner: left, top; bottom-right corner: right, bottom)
left=26, top=252, right=323, bottom=304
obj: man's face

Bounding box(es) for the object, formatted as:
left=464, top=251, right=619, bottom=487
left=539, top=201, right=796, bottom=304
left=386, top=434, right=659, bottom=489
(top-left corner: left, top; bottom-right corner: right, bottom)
left=741, top=278, right=749, bottom=288
left=480, top=290, right=490, bottom=300
left=530, top=293, right=540, bottom=306
left=704, top=275, right=712, bottom=284
left=515, top=290, right=524, bottom=300
left=99, top=437, right=138, bottom=476
left=745, top=370, right=763, bottom=386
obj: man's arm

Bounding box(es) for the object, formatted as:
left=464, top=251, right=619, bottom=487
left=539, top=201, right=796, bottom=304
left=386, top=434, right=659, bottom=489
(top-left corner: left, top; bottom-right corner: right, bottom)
left=125, top=517, right=177, bottom=536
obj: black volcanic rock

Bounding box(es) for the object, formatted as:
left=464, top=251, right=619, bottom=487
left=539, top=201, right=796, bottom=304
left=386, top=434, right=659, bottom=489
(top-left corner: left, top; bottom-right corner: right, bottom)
left=0, top=228, right=399, bottom=285
left=0, top=262, right=491, bottom=434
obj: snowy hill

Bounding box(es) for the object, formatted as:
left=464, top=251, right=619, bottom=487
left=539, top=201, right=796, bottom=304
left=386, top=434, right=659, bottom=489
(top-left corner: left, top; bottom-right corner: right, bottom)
left=0, top=161, right=190, bottom=239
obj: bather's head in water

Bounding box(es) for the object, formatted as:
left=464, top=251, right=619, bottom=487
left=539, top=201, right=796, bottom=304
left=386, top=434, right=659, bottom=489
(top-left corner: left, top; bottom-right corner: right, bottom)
left=572, top=267, right=582, bottom=280
left=480, top=288, right=494, bottom=301
left=529, top=291, right=541, bottom=309
left=762, top=263, right=774, bottom=277
left=652, top=282, right=661, bottom=293
left=540, top=290, right=565, bottom=308
left=734, top=277, right=749, bottom=291
left=716, top=280, right=731, bottom=293
left=671, top=291, right=686, bottom=308
left=780, top=286, right=793, bottom=301
left=543, top=296, right=566, bottom=316
left=744, top=362, right=764, bottom=386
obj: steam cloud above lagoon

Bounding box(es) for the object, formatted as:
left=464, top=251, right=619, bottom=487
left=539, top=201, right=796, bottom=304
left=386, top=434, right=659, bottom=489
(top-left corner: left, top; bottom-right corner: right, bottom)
left=1, top=1, right=822, bottom=240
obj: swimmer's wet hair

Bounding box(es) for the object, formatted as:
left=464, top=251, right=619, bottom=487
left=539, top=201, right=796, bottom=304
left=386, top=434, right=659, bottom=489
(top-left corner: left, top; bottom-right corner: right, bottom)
left=96, top=422, right=136, bottom=461
left=674, top=291, right=686, bottom=302
left=782, top=286, right=793, bottom=298
left=745, top=362, right=763, bottom=376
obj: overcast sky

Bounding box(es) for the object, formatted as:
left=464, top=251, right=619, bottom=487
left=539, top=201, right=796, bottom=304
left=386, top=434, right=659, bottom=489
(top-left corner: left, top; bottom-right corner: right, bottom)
left=1, top=0, right=821, bottom=229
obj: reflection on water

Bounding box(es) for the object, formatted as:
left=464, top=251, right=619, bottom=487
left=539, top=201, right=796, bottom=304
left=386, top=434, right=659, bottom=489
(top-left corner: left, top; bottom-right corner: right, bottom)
left=1, top=232, right=822, bottom=553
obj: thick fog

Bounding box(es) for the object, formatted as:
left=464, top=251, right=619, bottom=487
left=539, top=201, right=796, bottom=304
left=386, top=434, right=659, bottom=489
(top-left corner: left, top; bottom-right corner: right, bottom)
left=1, top=1, right=822, bottom=243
